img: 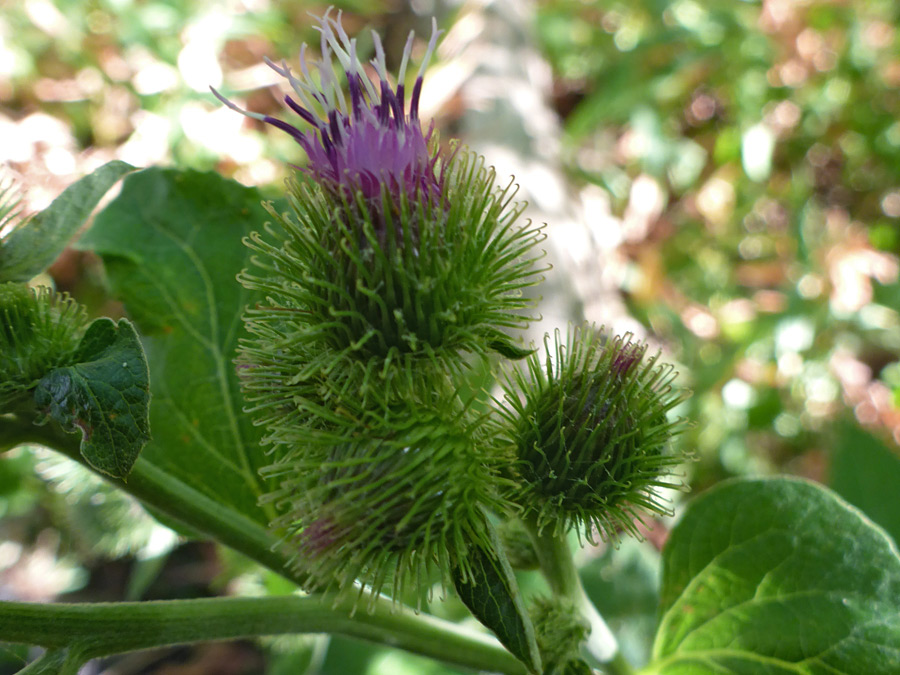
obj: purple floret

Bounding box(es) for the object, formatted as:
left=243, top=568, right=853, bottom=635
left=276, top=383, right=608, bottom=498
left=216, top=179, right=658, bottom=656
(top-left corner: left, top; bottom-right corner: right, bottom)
left=213, top=11, right=444, bottom=206
left=287, top=102, right=440, bottom=202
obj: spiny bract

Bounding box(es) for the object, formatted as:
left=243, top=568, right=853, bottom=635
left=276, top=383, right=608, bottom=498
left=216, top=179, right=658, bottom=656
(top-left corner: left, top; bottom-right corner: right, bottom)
left=496, top=324, right=689, bottom=542
left=0, top=282, right=89, bottom=410
left=260, top=400, right=509, bottom=606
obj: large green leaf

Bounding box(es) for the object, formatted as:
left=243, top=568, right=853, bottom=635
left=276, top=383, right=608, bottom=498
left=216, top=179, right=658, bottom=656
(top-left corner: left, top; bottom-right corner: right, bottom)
left=0, top=161, right=135, bottom=282
left=830, top=420, right=900, bottom=546
left=34, top=318, right=150, bottom=478
left=648, top=477, right=900, bottom=674
left=76, top=169, right=274, bottom=523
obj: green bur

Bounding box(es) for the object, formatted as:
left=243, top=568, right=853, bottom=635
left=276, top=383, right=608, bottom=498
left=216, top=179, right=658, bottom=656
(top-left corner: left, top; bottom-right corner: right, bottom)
left=0, top=282, right=88, bottom=409
left=497, top=324, right=690, bottom=541
left=236, top=143, right=545, bottom=605
left=237, top=145, right=545, bottom=417
left=261, top=406, right=509, bottom=605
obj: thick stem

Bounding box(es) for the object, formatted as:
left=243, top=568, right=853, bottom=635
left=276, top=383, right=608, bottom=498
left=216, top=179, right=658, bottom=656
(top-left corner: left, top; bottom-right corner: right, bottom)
left=1, top=414, right=299, bottom=585
left=523, top=516, right=635, bottom=675
left=0, top=596, right=526, bottom=675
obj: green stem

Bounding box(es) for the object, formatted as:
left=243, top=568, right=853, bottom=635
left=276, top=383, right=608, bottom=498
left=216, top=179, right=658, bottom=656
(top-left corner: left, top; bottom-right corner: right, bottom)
left=606, top=651, right=638, bottom=675
left=0, top=416, right=525, bottom=674
left=14, top=649, right=70, bottom=675
left=523, top=516, right=635, bottom=675
left=0, top=596, right=526, bottom=675
left=1, top=414, right=298, bottom=585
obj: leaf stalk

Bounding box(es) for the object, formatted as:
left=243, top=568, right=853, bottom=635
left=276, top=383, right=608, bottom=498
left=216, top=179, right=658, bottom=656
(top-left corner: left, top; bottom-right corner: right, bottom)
left=523, top=514, right=635, bottom=674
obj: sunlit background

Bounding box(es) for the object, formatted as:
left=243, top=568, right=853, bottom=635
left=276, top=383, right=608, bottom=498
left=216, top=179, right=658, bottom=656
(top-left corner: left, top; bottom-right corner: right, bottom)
left=2, top=0, right=900, bottom=672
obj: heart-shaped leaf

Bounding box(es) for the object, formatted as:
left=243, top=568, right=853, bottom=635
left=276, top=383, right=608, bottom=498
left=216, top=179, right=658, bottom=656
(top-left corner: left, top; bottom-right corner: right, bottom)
left=76, top=168, right=277, bottom=521
left=647, top=477, right=900, bottom=674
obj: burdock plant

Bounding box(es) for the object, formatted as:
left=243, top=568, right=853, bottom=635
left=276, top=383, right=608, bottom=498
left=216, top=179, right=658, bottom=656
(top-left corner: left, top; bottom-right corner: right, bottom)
left=2, top=9, right=896, bottom=675
left=497, top=325, right=689, bottom=542
left=213, top=10, right=689, bottom=669
left=214, top=12, right=547, bottom=613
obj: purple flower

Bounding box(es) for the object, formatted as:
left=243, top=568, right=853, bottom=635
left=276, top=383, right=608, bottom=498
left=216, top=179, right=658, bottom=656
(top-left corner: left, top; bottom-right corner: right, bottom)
left=297, top=512, right=342, bottom=557
left=212, top=11, right=444, bottom=205
left=610, top=338, right=646, bottom=378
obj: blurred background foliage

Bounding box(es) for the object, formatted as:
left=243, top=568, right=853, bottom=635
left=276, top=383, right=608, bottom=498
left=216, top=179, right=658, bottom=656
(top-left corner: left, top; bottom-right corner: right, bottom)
left=534, top=0, right=900, bottom=509
left=1, top=0, right=899, bottom=673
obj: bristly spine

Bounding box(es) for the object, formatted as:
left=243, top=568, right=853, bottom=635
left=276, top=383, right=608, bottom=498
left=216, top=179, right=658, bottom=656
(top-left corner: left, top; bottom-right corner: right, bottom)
left=496, top=324, right=691, bottom=543
left=215, top=12, right=543, bottom=607
left=0, top=282, right=89, bottom=410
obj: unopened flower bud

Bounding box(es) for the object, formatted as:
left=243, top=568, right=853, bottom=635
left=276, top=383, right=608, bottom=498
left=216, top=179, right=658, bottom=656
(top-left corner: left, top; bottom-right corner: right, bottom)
left=0, top=282, right=88, bottom=409
left=261, top=405, right=505, bottom=604
left=497, top=324, right=689, bottom=541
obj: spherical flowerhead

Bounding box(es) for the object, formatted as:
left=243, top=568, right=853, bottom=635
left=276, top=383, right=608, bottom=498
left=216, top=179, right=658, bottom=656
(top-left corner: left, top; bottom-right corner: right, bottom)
left=260, top=402, right=508, bottom=606
left=496, top=324, right=690, bottom=542
left=227, top=13, right=545, bottom=408
left=0, top=282, right=88, bottom=409
left=213, top=10, right=443, bottom=211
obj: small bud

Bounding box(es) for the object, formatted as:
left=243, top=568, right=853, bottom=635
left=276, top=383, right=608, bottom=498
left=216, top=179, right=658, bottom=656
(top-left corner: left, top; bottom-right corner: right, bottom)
left=0, top=282, right=88, bottom=409
left=497, top=324, right=690, bottom=542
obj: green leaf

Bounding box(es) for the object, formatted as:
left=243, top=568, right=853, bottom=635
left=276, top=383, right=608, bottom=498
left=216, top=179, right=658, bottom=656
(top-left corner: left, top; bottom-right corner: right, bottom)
left=76, top=168, right=274, bottom=522
left=648, top=477, right=900, bottom=674
left=830, top=420, right=900, bottom=546
left=488, top=335, right=536, bottom=360
left=34, top=318, right=150, bottom=478
left=452, top=522, right=542, bottom=673
left=0, top=161, right=135, bottom=282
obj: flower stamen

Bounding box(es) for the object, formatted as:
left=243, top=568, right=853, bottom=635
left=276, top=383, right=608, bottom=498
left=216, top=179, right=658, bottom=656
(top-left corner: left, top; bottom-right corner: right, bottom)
left=213, top=11, right=443, bottom=206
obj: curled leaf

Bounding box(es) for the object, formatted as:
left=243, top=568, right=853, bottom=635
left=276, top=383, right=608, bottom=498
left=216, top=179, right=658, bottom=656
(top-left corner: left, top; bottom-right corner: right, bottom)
left=452, top=519, right=542, bottom=673
left=35, top=318, right=150, bottom=478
